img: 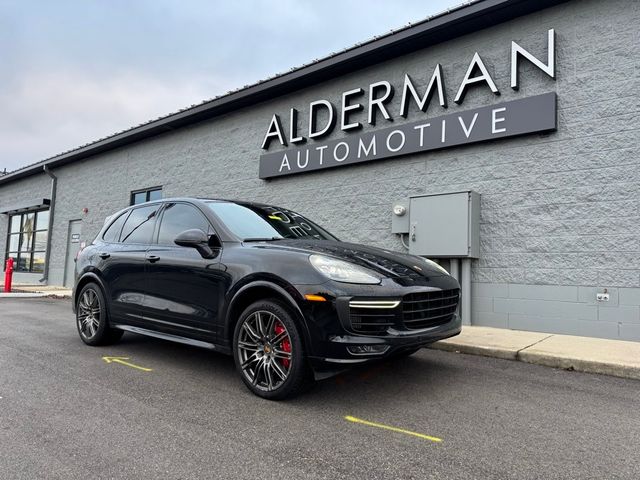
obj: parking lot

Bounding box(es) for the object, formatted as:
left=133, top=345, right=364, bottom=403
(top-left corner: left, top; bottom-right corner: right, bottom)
left=1, top=298, right=639, bottom=479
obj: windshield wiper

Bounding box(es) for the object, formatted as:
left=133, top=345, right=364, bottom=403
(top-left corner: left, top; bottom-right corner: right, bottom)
left=242, top=237, right=284, bottom=242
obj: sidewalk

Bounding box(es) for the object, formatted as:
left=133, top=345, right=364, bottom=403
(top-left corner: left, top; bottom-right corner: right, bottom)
left=430, top=326, right=640, bottom=381
left=0, top=284, right=72, bottom=298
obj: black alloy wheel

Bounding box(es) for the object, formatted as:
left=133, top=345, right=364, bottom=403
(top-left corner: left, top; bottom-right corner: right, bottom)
left=233, top=299, right=311, bottom=400
left=76, top=283, right=123, bottom=346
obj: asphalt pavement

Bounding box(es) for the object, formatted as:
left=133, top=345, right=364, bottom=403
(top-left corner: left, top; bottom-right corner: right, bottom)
left=1, top=298, right=639, bottom=480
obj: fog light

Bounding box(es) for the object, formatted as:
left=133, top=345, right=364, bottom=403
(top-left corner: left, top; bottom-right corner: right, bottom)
left=347, top=345, right=390, bottom=356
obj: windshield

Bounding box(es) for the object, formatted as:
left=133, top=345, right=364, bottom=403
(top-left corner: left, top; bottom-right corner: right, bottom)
left=206, top=202, right=338, bottom=241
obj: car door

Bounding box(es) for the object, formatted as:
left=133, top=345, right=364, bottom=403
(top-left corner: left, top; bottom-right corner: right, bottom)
left=141, top=202, right=226, bottom=341
left=99, top=204, right=160, bottom=325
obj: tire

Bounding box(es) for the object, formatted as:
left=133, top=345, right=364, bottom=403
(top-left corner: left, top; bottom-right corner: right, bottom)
left=233, top=299, right=312, bottom=400
left=76, top=282, right=124, bottom=346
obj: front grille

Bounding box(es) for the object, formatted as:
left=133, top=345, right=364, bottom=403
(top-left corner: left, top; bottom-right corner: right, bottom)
left=349, top=302, right=397, bottom=335
left=346, top=290, right=459, bottom=335
left=402, top=289, right=460, bottom=330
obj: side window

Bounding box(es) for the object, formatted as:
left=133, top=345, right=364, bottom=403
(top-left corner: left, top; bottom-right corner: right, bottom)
left=102, top=211, right=129, bottom=243
left=157, top=203, right=212, bottom=245
left=120, top=204, right=160, bottom=244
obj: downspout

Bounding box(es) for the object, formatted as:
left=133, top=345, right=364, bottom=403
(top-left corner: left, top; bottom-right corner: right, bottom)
left=40, top=165, right=57, bottom=283
left=461, top=258, right=472, bottom=326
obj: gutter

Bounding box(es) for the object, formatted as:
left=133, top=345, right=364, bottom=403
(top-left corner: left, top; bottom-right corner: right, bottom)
left=40, top=165, right=57, bottom=283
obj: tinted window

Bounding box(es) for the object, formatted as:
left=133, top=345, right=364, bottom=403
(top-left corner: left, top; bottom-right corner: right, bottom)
left=132, top=192, right=147, bottom=205
left=148, top=189, right=162, bottom=201
left=120, top=205, right=160, bottom=244
left=36, top=210, right=49, bottom=230
left=32, top=251, right=45, bottom=273
left=131, top=187, right=162, bottom=205
left=206, top=202, right=337, bottom=241
left=157, top=203, right=211, bottom=245
left=102, top=211, right=129, bottom=243
left=9, top=215, right=21, bottom=233
left=5, top=209, right=49, bottom=273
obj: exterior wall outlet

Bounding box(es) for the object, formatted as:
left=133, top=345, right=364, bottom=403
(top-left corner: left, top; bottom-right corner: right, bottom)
left=596, top=293, right=610, bottom=302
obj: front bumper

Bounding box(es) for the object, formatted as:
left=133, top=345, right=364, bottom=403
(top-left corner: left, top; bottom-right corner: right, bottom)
left=309, top=314, right=461, bottom=369
left=293, top=276, right=462, bottom=374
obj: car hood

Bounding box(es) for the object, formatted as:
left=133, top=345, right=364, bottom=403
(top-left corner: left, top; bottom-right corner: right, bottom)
left=254, top=239, right=448, bottom=279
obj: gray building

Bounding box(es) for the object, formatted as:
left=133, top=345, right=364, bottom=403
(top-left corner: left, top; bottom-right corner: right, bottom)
left=1, top=0, right=639, bottom=340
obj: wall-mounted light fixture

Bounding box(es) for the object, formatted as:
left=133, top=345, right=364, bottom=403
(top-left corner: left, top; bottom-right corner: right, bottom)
left=393, top=204, right=406, bottom=216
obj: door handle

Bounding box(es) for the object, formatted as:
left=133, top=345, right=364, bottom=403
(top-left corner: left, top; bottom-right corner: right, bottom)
left=98, top=253, right=110, bottom=259
left=146, top=255, right=161, bottom=263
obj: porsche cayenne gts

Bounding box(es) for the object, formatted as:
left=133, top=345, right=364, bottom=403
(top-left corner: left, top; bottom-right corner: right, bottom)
left=73, top=198, right=461, bottom=399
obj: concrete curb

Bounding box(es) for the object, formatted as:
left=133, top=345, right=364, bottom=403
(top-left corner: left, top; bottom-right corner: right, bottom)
left=516, top=350, right=640, bottom=381
left=0, top=292, right=50, bottom=298
left=428, top=341, right=521, bottom=361
left=0, top=284, right=72, bottom=299
left=0, top=292, right=71, bottom=299
left=429, top=326, right=640, bottom=382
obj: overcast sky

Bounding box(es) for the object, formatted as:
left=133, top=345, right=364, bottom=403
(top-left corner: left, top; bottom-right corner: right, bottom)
left=1, top=0, right=461, bottom=172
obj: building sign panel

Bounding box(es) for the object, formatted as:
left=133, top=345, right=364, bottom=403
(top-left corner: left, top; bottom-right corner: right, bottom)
left=259, top=92, right=556, bottom=179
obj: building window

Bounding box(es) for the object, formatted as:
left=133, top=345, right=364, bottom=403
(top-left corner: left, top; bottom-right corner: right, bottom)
left=5, top=209, right=49, bottom=273
left=130, top=187, right=162, bottom=205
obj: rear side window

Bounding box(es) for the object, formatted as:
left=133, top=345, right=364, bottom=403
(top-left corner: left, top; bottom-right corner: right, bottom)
left=102, top=212, right=129, bottom=243
left=157, top=203, right=211, bottom=245
left=120, top=204, right=160, bottom=244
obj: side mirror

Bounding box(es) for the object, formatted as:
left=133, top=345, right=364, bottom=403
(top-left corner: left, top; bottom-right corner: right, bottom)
left=174, top=229, right=217, bottom=259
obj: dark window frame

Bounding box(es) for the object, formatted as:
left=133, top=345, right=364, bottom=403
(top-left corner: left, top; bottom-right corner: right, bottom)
left=130, top=186, right=162, bottom=206
left=4, top=208, right=49, bottom=273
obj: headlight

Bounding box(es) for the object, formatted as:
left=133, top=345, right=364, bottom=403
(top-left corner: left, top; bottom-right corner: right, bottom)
left=422, top=257, right=449, bottom=275
left=309, top=254, right=381, bottom=285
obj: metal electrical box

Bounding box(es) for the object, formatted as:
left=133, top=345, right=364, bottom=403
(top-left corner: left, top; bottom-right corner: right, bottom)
left=390, top=198, right=410, bottom=234
left=406, top=191, right=480, bottom=258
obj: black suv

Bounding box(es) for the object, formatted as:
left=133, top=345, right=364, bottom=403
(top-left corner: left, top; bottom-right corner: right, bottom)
left=74, top=198, right=461, bottom=399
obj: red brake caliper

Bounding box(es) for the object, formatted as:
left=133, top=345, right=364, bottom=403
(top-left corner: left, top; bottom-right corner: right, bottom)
left=274, top=321, right=291, bottom=369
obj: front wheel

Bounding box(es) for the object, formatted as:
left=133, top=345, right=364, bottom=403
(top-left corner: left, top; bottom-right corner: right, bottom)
left=76, top=283, right=123, bottom=346
left=233, top=299, right=312, bottom=400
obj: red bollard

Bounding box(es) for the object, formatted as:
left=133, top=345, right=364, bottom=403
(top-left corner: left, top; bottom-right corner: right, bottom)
left=4, top=257, right=14, bottom=293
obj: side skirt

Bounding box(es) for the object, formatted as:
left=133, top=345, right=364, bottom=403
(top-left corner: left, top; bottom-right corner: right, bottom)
left=112, top=324, right=232, bottom=355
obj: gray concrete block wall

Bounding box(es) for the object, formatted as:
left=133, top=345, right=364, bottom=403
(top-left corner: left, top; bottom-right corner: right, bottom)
left=472, top=283, right=640, bottom=341
left=1, top=0, right=639, bottom=340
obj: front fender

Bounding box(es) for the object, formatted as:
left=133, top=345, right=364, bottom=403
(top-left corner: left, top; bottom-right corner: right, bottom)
left=222, top=278, right=312, bottom=352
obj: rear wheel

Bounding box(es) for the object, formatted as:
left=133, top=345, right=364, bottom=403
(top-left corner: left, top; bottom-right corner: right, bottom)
left=233, top=299, right=312, bottom=400
left=76, top=283, right=123, bottom=346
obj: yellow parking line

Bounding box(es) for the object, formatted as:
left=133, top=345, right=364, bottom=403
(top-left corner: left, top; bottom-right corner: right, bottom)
left=344, top=416, right=442, bottom=443
left=102, top=356, right=153, bottom=372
